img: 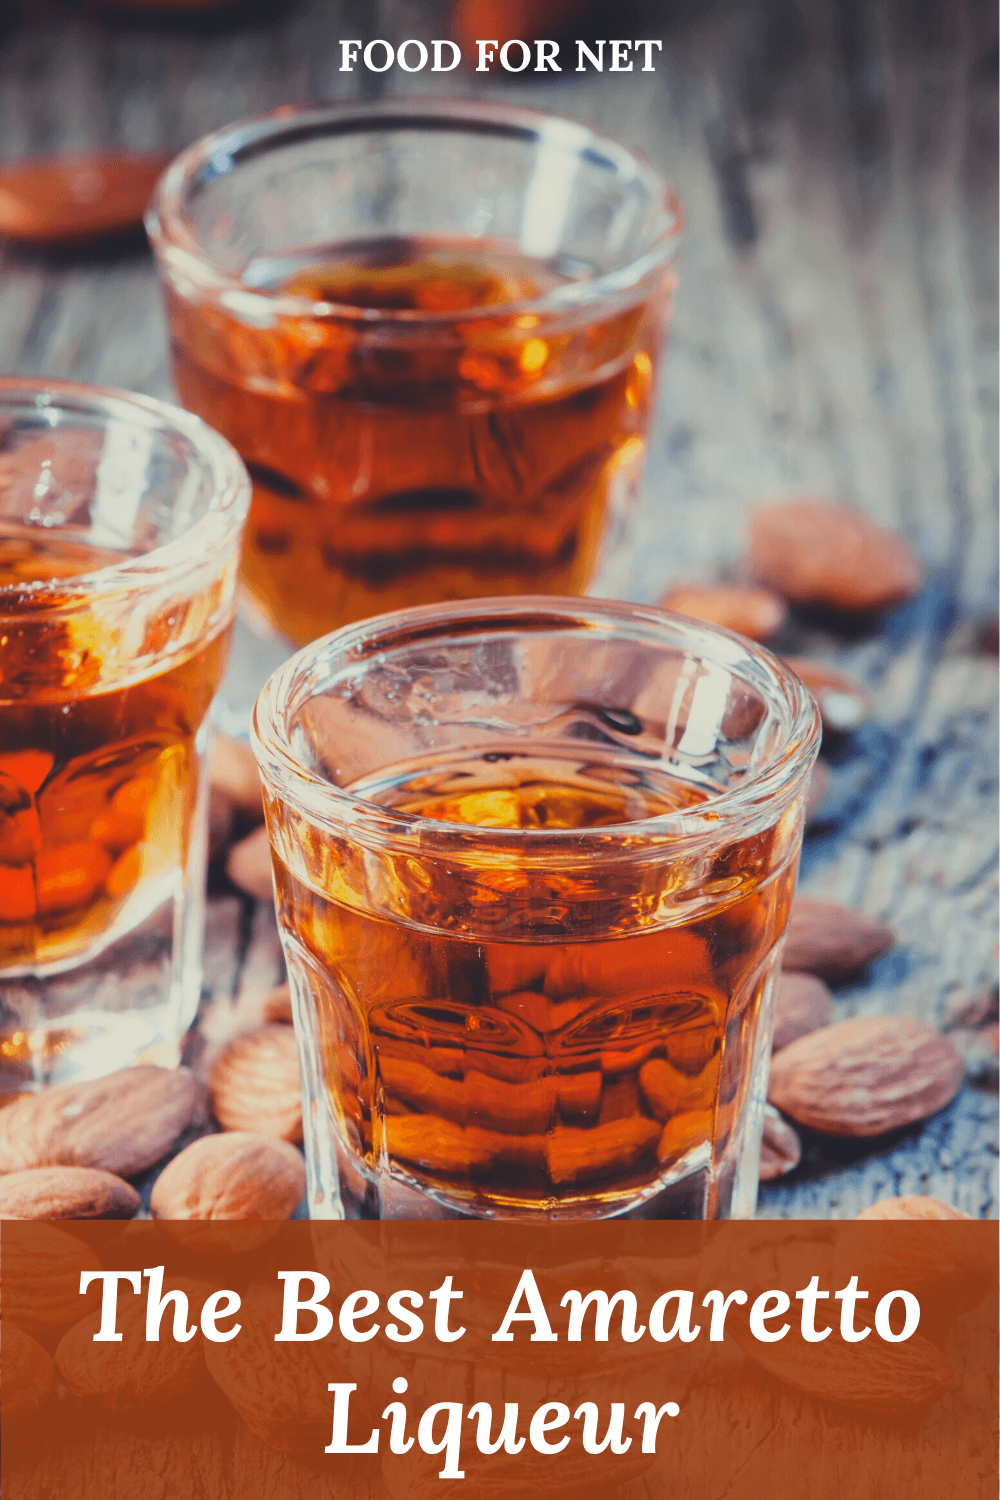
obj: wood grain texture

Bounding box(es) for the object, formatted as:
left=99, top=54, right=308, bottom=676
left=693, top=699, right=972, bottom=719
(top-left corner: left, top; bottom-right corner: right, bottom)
left=0, top=0, right=995, bottom=1218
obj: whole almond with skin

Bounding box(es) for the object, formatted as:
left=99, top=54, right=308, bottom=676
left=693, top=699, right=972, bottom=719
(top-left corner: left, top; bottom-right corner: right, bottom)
left=210, top=1025, right=302, bottom=1142
left=2, top=1324, right=55, bottom=1422
left=208, top=787, right=234, bottom=859
left=772, top=972, right=835, bottom=1053
left=226, top=824, right=274, bottom=901
left=768, top=1016, right=964, bottom=1136
left=205, top=1282, right=358, bottom=1453
left=0, top=1165, right=139, bottom=1220
left=0, top=152, right=170, bottom=247
left=749, top=498, right=922, bottom=612
left=150, top=1131, right=306, bottom=1220
left=942, top=988, right=998, bottom=1030
left=657, top=583, right=787, bottom=642
left=732, top=1316, right=954, bottom=1411
left=209, top=733, right=264, bottom=821
left=781, top=657, right=872, bottom=734
left=0, top=1065, right=206, bottom=1176
left=855, top=1195, right=972, bottom=1221
left=0, top=1222, right=103, bottom=1332
left=262, top=981, right=293, bottom=1024
left=759, top=1105, right=801, bottom=1179
left=783, top=898, right=894, bottom=979
left=55, top=1276, right=215, bottom=1411
left=834, top=1207, right=991, bottom=1322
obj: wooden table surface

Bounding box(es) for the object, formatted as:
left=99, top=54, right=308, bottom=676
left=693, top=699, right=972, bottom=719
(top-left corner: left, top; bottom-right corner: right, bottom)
left=1, top=0, right=997, bottom=1219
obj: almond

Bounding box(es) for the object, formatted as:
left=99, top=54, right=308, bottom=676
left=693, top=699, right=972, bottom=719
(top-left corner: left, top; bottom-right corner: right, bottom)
left=783, top=898, right=894, bottom=979
left=0, top=151, right=170, bottom=247
left=855, top=1195, right=972, bottom=1221
left=772, top=972, right=835, bottom=1052
left=209, top=1025, right=302, bottom=1142
left=149, top=1131, right=306, bottom=1220
left=0, top=1222, right=103, bottom=1332
left=941, top=988, right=998, bottom=1030
left=759, top=1104, right=801, bottom=1179
left=208, top=787, right=235, bottom=859
left=262, top=981, right=293, bottom=1024
left=732, top=1318, right=954, bottom=1411
left=205, top=1283, right=356, bottom=1453
left=226, top=824, right=274, bottom=901
left=0, top=1065, right=206, bottom=1176
left=657, top=583, right=787, bottom=642
left=781, top=657, right=872, bottom=734
left=1, top=1324, right=55, bottom=1421
left=748, top=498, right=922, bottom=612
left=210, top=733, right=264, bottom=821
left=55, top=1276, right=215, bottom=1410
left=834, top=1209, right=990, bottom=1320
left=768, top=1016, right=964, bottom=1137
left=0, top=1165, right=139, bottom=1220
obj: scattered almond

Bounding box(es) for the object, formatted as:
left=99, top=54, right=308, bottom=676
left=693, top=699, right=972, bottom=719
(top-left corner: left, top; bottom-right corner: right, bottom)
left=749, top=498, right=922, bottom=613
left=834, top=1209, right=991, bottom=1317
left=0, top=1065, right=206, bottom=1176
left=946, top=1025, right=999, bottom=1087
left=759, top=1105, right=802, bottom=1179
left=657, top=582, right=787, bottom=642
left=781, top=657, right=872, bottom=734
left=226, top=824, right=274, bottom=901
left=768, top=1016, right=964, bottom=1137
left=0, top=1165, right=139, bottom=1220
left=1, top=1324, right=55, bottom=1422
left=55, top=1276, right=215, bottom=1410
left=783, top=898, right=894, bottom=979
left=210, top=733, right=264, bottom=821
left=733, top=1317, right=954, bottom=1410
left=0, top=151, right=170, bottom=247
left=150, top=1130, right=306, bottom=1220
left=855, top=1196, right=972, bottom=1221
left=205, top=1284, right=356, bottom=1453
left=0, top=1222, right=103, bottom=1332
left=208, top=788, right=235, bottom=860
left=209, top=1025, right=302, bottom=1142
left=262, top=981, right=293, bottom=1024
left=772, top=972, right=835, bottom=1053
left=941, top=988, right=998, bottom=1030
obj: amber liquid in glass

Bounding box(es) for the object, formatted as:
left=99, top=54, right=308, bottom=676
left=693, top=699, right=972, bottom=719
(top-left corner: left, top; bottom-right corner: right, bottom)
left=273, top=750, right=795, bottom=1219
left=0, top=534, right=227, bottom=1079
left=166, top=239, right=662, bottom=646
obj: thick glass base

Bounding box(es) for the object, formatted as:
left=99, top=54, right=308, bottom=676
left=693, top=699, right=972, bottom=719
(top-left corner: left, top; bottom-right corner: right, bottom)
left=292, top=963, right=776, bottom=1224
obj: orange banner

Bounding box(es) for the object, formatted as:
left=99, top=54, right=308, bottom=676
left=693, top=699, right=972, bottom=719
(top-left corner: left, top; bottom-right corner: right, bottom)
left=2, top=1220, right=996, bottom=1499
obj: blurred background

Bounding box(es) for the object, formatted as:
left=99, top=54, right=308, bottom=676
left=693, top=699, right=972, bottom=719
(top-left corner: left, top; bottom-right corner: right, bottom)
left=1, top=0, right=997, bottom=1216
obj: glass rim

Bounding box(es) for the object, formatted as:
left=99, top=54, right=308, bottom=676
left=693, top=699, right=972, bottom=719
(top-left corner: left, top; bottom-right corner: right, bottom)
left=252, top=595, right=822, bottom=861
left=146, top=98, right=684, bottom=327
left=0, top=377, right=251, bottom=609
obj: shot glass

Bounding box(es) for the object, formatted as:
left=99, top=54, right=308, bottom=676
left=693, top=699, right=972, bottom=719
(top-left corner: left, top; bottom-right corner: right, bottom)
left=252, top=596, right=821, bottom=1220
left=147, top=100, right=682, bottom=655
left=0, top=379, right=250, bottom=1090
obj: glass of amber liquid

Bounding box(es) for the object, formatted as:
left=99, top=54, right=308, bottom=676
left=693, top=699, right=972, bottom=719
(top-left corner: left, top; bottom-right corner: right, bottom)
left=147, top=101, right=681, bottom=679
left=252, top=597, right=820, bottom=1220
left=0, top=379, right=249, bottom=1090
